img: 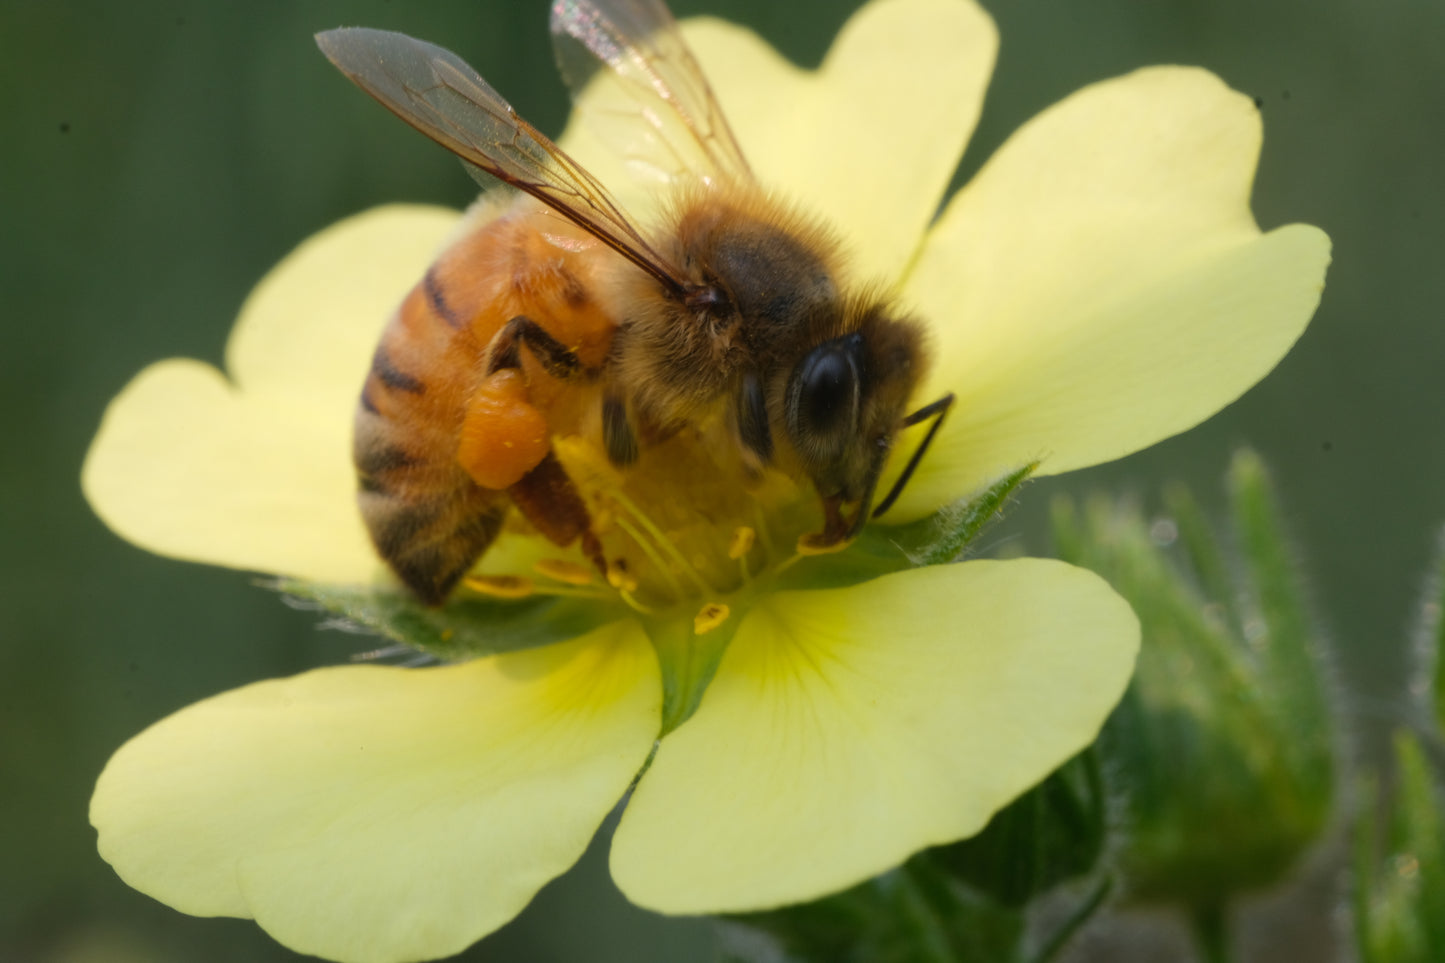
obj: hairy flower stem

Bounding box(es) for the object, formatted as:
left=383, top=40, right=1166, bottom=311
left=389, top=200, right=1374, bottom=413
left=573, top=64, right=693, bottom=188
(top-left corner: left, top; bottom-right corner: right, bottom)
left=1191, top=902, right=1232, bottom=963
left=1030, top=874, right=1113, bottom=963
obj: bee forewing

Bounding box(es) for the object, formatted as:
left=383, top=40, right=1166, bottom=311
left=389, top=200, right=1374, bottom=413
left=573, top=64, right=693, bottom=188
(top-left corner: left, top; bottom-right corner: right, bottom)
left=316, top=26, right=688, bottom=293
left=550, top=0, right=752, bottom=188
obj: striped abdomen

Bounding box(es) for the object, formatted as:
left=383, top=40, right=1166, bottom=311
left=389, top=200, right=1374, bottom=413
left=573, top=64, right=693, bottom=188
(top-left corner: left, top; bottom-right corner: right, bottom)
left=354, top=200, right=620, bottom=603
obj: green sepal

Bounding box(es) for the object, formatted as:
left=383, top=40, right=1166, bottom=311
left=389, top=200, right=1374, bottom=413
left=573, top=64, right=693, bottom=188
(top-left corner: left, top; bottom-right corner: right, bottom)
left=1420, top=528, right=1445, bottom=735
left=641, top=606, right=748, bottom=736
left=1354, top=532, right=1445, bottom=963
left=773, top=462, right=1036, bottom=592
left=723, top=847, right=1111, bottom=963
left=1226, top=450, right=1334, bottom=804
left=1353, top=732, right=1445, bottom=963
left=722, top=853, right=1026, bottom=963
left=1053, top=450, right=1336, bottom=909
left=269, top=578, right=624, bottom=661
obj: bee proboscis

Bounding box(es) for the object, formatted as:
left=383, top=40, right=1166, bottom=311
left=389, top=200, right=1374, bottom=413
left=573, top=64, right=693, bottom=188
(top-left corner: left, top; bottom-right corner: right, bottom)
left=318, top=0, right=953, bottom=604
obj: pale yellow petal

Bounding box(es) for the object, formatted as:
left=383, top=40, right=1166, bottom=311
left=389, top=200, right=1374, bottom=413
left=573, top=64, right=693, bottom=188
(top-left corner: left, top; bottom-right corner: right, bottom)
left=82, top=206, right=461, bottom=582
left=892, top=68, right=1330, bottom=518
left=611, top=559, right=1137, bottom=913
left=92, top=623, right=659, bottom=963
left=560, top=0, right=996, bottom=282
left=224, top=205, right=460, bottom=404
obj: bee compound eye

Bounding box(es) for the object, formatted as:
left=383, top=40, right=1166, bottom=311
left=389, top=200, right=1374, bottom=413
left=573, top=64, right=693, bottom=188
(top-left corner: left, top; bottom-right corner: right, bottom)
left=788, top=338, right=862, bottom=452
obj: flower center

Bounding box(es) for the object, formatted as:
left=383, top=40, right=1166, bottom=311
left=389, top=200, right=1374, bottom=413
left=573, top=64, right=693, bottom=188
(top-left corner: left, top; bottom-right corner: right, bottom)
left=466, top=419, right=822, bottom=625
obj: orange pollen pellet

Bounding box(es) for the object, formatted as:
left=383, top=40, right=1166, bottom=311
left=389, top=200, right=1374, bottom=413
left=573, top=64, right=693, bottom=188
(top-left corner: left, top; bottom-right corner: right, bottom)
left=457, top=369, right=551, bottom=491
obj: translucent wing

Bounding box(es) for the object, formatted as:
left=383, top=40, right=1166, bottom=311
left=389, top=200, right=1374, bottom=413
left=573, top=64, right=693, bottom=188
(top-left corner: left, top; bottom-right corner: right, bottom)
left=550, top=0, right=752, bottom=187
left=317, top=27, right=689, bottom=295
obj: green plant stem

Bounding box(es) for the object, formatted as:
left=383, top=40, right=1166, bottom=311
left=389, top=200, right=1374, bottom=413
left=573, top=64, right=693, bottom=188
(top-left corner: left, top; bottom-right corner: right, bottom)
left=895, top=864, right=962, bottom=963
left=1191, top=903, right=1231, bottom=963
left=1031, top=874, right=1113, bottom=963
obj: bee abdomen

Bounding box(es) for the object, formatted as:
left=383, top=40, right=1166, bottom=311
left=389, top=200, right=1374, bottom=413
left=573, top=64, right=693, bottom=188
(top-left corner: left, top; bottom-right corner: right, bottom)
left=355, top=407, right=505, bottom=605
left=362, top=486, right=505, bottom=605
left=370, top=344, right=427, bottom=395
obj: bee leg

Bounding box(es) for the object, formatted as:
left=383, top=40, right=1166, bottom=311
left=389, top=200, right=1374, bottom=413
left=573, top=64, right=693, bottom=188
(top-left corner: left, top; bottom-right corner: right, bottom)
left=507, top=450, right=607, bottom=574
left=475, top=317, right=607, bottom=572
left=602, top=393, right=639, bottom=466
left=486, top=315, right=584, bottom=380
left=817, top=494, right=856, bottom=543
left=871, top=392, right=956, bottom=519
left=734, top=370, right=773, bottom=466
left=796, top=494, right=861, bottom=556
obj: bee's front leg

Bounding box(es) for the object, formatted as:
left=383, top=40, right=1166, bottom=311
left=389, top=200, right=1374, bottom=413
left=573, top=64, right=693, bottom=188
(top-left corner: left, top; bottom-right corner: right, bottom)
left=795, top=494, right=862, bottom=556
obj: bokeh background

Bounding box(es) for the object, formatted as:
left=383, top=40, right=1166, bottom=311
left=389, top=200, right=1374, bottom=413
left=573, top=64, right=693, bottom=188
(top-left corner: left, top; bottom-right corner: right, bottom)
left=4, top=0, right=1441, bottom=960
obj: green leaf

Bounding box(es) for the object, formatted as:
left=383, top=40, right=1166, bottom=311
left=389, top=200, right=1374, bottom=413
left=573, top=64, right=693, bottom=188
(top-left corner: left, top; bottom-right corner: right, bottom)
left=725, top=855, right=1027, bottom=963
left=269, top=578, right=624, bottom=661
left=773, top=462, right=1036, bottom=592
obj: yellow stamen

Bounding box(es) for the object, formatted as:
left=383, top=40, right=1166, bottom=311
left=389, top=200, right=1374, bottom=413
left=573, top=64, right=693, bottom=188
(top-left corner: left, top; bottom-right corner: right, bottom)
left=694, top=602, right=730, bottom=635
left=533, top=558, right=594, bottom=586
left=728, top=526, right=756, bottom=560
left=619, top=589, right=660, bottom=615
left=464, top=574, right=535, bottom=599
left=613, top=515, right=686, bottom=598
left=606, top=488, right=713, bottom=596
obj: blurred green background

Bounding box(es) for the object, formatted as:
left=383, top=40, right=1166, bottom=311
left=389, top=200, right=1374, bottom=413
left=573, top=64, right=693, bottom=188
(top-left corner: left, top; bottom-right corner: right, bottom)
left=3, top=0, right=1441, bottom=960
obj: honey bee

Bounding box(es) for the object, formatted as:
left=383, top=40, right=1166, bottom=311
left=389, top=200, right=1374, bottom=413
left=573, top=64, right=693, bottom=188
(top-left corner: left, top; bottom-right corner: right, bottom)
left=318, top=0, right=953, bottom=605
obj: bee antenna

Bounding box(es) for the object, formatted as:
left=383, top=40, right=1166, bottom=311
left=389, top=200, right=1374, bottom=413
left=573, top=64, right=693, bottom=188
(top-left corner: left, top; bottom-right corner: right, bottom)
left=871, top=393, right=955, bottom=519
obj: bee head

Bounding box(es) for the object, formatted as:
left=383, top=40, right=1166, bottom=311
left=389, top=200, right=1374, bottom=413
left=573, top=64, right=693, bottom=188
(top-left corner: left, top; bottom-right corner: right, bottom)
left=781, top=304, right=935, bottom=542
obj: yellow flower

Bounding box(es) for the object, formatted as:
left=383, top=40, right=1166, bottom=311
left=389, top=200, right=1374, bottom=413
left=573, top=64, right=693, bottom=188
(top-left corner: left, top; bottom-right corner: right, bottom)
left=82, top=1, right=1329, bottom=961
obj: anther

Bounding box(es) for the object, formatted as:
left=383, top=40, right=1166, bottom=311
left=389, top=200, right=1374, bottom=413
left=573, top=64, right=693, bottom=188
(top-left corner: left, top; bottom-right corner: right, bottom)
left=728, top=526, right=756, bottom=560
left=464, top=574, right=535, bottom=599
left=534, top=558, right=594, bottom=586
left=694, top=602, right=730, bottom=635
left=606, top=559, right=639, bottom=593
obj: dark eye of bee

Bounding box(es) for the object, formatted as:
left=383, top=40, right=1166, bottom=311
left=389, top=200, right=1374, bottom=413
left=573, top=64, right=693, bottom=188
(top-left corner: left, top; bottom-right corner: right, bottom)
left=787, top=334, right=863, bottom=460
